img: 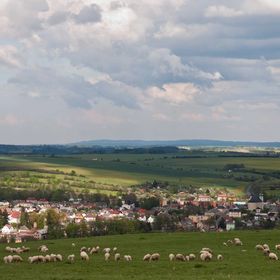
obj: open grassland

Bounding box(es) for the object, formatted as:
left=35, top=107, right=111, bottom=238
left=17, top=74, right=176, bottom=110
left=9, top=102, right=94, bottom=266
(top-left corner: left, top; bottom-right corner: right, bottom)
left=1, top=153, right=280, bottom=195
left=1, top=230, right=280, bottom=280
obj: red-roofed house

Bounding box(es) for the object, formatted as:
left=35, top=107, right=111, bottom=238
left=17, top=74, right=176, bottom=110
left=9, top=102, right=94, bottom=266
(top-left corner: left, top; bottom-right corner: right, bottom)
left=9, top=211, right=21, bottom=224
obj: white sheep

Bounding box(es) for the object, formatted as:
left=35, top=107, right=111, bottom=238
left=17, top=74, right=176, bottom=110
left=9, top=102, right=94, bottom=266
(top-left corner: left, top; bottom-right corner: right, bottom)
left=255, top=244, right=264, bottom=250
left=175, top=254, right=185, bottom=261
left=67, top=254, right=75, bottom=263
left=217, top=254, right=223, bottom=261
left=103, top=248, right=111, bottom=254
left=113, top=247, right=118, bottom=253
left=200, top=252, right=212, bottom=261
left=143, top=254, right=151, bottom=261
left=169, top=253, right=175, bottom=261
left=105, top=252, right=110, bottom=261
left=124, top=255, right=132, bottom=262
left=50, top=254, right=57, bottom=262
left=185, top=255, right=190, bottom=262
left=56, top=254, right=63, bottom=262
left=150, top=253, right=160, bottom=261
left=80, top=247, right=87, bottom=252
left=12, top=255, right=23, bottom=262
left=45, top=255, right=51, bottom=262
left=3, top=255, right=13, bottom=264
left=114, top=253, right=121, bottom=261
left=80, top=251, right=89, bottom=261
left=263, top=249, right=270, bottom=256
left=269, top=252, right=278, bottom=261
left=201, top=248, right=213, bottom=254
left=189, top=254, right=196, bottom=261
left=263, top=244, right=270, bottom=250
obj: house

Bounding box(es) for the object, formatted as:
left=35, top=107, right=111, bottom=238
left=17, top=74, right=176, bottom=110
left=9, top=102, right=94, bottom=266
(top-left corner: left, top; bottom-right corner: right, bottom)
left=228, top=208, right=242, bottom=218
left=1, top=224, right=16, bottom=235
left=248, top=194, right=264, bottom=211
left=226, top=218, right=235, bottom=231
left=8, top=211, right=21, bottom=224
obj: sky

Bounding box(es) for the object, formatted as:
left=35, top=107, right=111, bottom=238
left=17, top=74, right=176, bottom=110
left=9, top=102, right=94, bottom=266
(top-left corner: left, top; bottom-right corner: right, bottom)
left=0, top=0, right=280, bottom=144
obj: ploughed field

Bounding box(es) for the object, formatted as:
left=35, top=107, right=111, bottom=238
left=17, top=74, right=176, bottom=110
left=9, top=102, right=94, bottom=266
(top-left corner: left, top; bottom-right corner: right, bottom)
left=1, top=230, right=280, bottom=280
left=1, top=153, right=280, bottom=194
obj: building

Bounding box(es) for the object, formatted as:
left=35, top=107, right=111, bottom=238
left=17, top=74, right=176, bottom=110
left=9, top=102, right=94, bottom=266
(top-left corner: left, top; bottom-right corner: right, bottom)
left=248, top=194, right=264, bottom=211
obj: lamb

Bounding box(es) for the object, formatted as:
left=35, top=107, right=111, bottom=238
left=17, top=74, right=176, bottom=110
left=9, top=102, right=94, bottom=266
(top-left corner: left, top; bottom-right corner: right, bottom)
left=80, top=251, right=89, bottom=261
left=256, top=244, right=264, bottom=251
left=269, top=252, right=278, bottom=261
left=275, top=244, right=280, bottom=250
left=124, top=255, right=132, bottom=262
left=189, top=254, right=196, bottom=261
left=169, top=253, right=175, bottom=261
left=105, top=252, right=110, bottom=261
left=114, top=253, right=121, bottom=261
left=67, top=254, right=75, bottom=263
left=217, top=254, right=223, bottom=261
left=143, top=254, right=151, bottom=261
left=150, top=253, right=160, bottom=261
left=175, top=254, right=185, bottom=261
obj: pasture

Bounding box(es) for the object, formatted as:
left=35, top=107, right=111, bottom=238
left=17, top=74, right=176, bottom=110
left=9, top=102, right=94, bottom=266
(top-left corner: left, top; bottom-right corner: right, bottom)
left=1, top=152, right=280, bottom=195
left=1, top=230, right=280, bottom=279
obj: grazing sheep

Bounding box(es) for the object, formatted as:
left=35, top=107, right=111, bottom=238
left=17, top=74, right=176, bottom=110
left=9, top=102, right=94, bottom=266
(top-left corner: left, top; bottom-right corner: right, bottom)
left=96, top=246, right=100, bottom=252
left=189, top=254, right=196, bottom=261
left=22, top=246, right=30, bottom=252
left=38, top=245, right=48, bottom=253
left=114, top=253, right=121, bottom=261
left=200, top=252, right=212, bottom=262
left=50, top=254, right=57, bottom=262
left=105, top=252, right=110, bottom=261
left=169, top=253, right=175, bottom=261
left=217, top=254, right=223, bottom=261
left=124, top=255, right=132, bottom=262
left=45, top=255, right=51, bottom=262
left=103, top=248, right=111, bottom=254
left=28, top=256, right=39, bottom=264
left=143, top=254, right=151, bottom=261
left=56, top=254, right=63, bottom=262
left=263, top=244, right=270, bottom=250
left=256, top=244, right=264, bottom=251
left=38, top=255, right=46, bottom=263
left=12, top=255, right=23, bottom=262
left=67, top=254, right=75, bottom=263
left=175, top=254, right=185, bottom=261
left=80, top=251, right=89, bottom=261
left=269, top=252, right=278, bottom=261
left=113, top=247, right=118, bottom=253
left=227, top=239, right=233, bottom=245
left=234, top=238, right=243, bottom=246
left=263, top=249, right=270, bottom=256
left=150, top=253, right=160, bottom=261
left=4, top=255, right=13, bottom=264
left=201, top=248, right=213, bottom=254
left=185, top=255, right=190, bottom=262
left=90, top=247, right=99, bottom=254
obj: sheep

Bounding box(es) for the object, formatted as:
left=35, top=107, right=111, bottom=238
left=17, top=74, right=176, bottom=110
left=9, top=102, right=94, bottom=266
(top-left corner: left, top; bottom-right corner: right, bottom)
left=175, top=254, right=185, bottom=261
left=185, top=255, right=190, bottom=262
left=3, top=255, right=13, bottom=264
left=200, top=252, right=212, bottom=262
left=90, top=247, right=99, bottom=254
left=38, top=255, right=46, bottom=263
left=169, top=253, right=175, bottom=261
left=234, top=238, right=243, bottom=246
left=72, top=243, right=75, bottom=247
left=263, top=244, right=270, bottom=250
left=105, top=252, right=110, bottom=261
left=150, top=253, right=160, bottom=261
left=143, top=254, right=151, bottom=261
left=124, top=255, right=132, bottom=262
left=201, top=248, right=213, bottom=254
left=256, top=244, right=264, bottom=251
left=269, top=252, right=278, bottom=261
left=38, top=245, right=48, bottom=253
left=50, top=254, right=57, bottom=262
left=80, top=251, right=89, bottom=261
left=217, top=254, right=223, bottom=261
left=96, top=246, right=100, bottom=252
left=56, top=254, right=63, bottom=262
left=113, top=247, right=118, bottom=253
left=45, top=255, right=51, bottom=262
left=67, top=254, right=75, bottom=263
left=263, top=249, right=270, bottom=256
left=114, top=253, right=121, bottom=261
left=189, top=254, right=196, bottom=261
left=80, top=246, right=87, bottom=252
left=12, top=255, right=23, bottom=263
left=103, top=248, right=111, bottom=254
left=21, top=246, right=30, bottom=252
left=28, top=256, right=38, bottom=264
left=275, top=244, right=280, bottom=250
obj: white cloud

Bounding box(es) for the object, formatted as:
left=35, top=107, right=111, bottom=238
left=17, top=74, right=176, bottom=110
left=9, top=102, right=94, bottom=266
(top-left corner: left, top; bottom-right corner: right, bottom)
left=205, top=6, right=244, bottom=18
left=0, top=45, right=22, bottom=68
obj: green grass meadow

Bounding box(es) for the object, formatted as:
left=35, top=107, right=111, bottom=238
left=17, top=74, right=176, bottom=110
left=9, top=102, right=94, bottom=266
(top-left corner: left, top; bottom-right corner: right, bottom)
left=1, top=231, right=280, bottom=280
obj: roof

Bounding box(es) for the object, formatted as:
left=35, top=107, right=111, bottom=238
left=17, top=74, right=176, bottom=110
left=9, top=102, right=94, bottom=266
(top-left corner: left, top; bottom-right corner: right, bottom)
left=248, top=194, right=262, bottom=203
left=10, top=211, right=21, bottom=219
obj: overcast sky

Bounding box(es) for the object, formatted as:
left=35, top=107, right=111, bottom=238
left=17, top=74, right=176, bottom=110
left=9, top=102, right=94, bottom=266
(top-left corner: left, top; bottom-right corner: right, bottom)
left=0, top=0, right=280, bottom=144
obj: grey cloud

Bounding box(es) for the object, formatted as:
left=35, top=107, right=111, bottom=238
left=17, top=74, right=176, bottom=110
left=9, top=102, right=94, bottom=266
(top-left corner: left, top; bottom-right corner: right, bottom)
left=72, top=4, right=102, bottom=24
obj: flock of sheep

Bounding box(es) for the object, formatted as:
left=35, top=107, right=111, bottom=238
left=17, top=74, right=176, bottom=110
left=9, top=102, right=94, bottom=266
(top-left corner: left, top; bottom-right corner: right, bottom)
left=3, top=236, right=280, bottom=266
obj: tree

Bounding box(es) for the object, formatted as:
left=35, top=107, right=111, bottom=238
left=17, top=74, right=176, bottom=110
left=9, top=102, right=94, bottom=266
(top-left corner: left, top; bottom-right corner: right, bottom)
left=20, top=207, right=30, bottom=227
left=46, top=209, right=64, bottom=239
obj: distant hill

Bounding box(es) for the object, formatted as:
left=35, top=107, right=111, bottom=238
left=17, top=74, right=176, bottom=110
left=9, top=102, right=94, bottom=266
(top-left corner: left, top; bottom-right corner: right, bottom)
left=70, top=139, right=280, bottom=148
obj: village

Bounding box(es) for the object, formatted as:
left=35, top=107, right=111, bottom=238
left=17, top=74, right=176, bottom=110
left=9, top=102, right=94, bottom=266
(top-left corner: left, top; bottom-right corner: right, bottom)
left=0, top=185, right=278, bottom=244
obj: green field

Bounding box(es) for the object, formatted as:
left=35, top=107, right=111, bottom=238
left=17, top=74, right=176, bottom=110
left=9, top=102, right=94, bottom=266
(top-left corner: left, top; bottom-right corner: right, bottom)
left=1, top=230, right=280, bottom=279
left=1, top=152, right=280, bottom=195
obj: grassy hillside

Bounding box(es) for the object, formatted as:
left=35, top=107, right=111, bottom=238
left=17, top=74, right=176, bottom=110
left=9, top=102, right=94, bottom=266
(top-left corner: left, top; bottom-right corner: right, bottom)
left=1, top=230, right=280, bottom=279
left=1, top=153, right=280, bottom=195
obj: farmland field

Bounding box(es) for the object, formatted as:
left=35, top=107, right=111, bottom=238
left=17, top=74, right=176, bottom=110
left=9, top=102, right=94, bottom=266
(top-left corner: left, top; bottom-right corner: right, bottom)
left=1, top=152, right=280, bottom=195
left=1, top=230, right=280, bottom=280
